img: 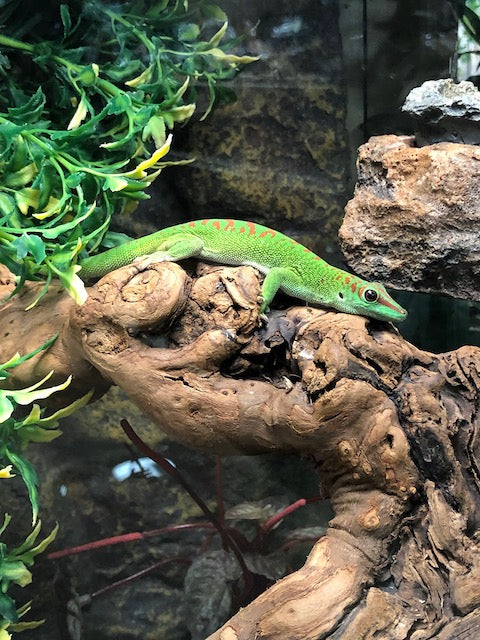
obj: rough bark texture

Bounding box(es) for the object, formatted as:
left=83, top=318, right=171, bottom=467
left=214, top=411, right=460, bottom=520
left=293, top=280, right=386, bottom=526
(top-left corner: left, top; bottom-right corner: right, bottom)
left=339, top=135, right=480, bottom=302
left=1, top=260, right=479, bottom=639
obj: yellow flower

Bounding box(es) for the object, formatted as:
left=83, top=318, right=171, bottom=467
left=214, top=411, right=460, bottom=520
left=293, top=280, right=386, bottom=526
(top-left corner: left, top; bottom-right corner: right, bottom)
left=0, top=465, right=14, bottom=478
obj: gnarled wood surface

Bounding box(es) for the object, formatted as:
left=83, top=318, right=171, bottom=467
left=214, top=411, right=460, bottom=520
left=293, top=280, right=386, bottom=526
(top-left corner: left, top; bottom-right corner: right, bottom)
left=1, top=260, right=479, bottom=639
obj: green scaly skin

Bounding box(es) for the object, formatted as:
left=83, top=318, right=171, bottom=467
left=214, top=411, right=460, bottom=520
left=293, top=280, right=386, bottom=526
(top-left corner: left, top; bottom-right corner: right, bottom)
left=80, top=218, right=407, bottom=322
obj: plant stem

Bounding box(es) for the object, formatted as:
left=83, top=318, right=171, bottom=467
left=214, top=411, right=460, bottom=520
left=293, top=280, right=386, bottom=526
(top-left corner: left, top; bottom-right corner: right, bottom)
left=0, top=33, right=34, bottom=53
left=104, top=9, right=155, bottom=55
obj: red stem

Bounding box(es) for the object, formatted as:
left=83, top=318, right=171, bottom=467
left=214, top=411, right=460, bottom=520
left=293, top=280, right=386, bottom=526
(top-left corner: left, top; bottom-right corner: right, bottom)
left=253, top=495, right=324, bottom=549
left=120, top=419, right=251, bottom=580
left=261, top=498, right=307, bottom=533
left=88, top=556, right=190, bottom=602
left=48, top=523, right=215, bottom=560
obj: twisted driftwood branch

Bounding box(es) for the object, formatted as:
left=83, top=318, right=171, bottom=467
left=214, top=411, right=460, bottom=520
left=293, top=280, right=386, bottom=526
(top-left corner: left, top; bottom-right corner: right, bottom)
left=1, top=260, right=479, bottom=639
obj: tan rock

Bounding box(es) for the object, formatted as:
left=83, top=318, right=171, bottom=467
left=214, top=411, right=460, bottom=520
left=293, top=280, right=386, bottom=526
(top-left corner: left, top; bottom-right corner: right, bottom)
left=339, top=135, right=480, bottom=302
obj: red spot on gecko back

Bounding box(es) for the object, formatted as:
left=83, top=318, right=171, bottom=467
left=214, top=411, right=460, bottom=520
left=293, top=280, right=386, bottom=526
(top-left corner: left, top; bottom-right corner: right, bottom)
left=259, top=228, right=276, bottom=239
left=239, top=226, right=246, bottom=233
left=201, top=220, right=208, bottom=225
left=246, top=222, right=256, bottom=236
left=345, top=277, right=350, bottom=284
left=224, top=219, right=235, bottom=231
left=189, top=221, right=197, bottom=227
left=212, top=220, right=221, bottom=230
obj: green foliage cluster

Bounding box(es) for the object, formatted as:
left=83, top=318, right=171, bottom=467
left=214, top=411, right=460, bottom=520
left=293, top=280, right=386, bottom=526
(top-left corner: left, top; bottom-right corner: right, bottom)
left=0, top=338, right=92, bottom=636
left=0, top=3, right=255, bottom=633
left=0, top=519, right=58, bottom=638
left=450, top=0, right=480, bottom=45
left=0, top=0, right=256, bottom=303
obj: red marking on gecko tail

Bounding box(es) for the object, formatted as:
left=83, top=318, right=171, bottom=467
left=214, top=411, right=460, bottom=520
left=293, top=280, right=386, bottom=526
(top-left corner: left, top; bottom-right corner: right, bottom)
left=212, top=220, right=221, bottom=230
left=224, top=219, right=235, bottom=231
left=246, top=221, right=256, bottom=236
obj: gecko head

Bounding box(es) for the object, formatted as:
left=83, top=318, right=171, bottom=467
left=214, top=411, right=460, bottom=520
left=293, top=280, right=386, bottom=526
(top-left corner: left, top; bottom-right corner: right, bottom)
left=337, top=281, right=408, bottom=323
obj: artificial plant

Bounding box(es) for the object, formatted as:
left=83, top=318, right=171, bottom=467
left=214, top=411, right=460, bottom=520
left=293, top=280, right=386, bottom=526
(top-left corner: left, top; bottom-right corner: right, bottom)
left=0, top=0, right=256, bottom=304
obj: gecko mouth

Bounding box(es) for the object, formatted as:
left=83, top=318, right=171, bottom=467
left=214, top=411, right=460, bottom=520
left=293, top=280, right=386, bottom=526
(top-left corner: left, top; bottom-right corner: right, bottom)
left=378, top=295, right=407, bottom=319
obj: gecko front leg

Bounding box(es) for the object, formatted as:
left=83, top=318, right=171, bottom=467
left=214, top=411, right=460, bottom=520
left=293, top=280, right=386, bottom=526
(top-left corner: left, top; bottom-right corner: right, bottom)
left=259, top=267, right=304, bottom=314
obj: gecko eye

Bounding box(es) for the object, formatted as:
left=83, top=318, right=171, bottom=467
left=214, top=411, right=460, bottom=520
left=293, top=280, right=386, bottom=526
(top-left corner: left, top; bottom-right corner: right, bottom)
left=363, top=288, right=378, bottom=303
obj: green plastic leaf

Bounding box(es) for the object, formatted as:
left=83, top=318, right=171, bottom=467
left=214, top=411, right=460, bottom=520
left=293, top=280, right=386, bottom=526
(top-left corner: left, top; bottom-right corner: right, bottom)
left=67, top=93, right=89, bottom=130
left=33, top=389, right=93, bottom=427
left=26, top=235, right=46, bottom=264
left=4, top=163, right=37, bottom=188
left=0, top=515, right=11, bottom=537
left=47, top=262, right=87, bottom=304
left=460, top=5, right=480, bottom=42
left=11, top=234, right=46, bottom=264
left=60, top=4, right=72, bottom=38
left=9, top=521, right=42, bottom=556
left=16, top=425, right=62, bottom=445
left=18, top=523, right=59, bottom=563
left=142, top=115, right=166, bottom=148
left=106, top=94, right=132, bottom=115
left=41, top=200, right=96, bottom=239
left=205, top=20, right=228, bottom=48
left=0, top=396, right=14, bottom=423
left=103, top=175, right=129, bottom=191
left=7, top=88, right=45, bottom=124
left=13, top=235, right=28, bottom=260
left=76, top=64, right=99, bottom=86
left=0, top=194, right=15, bottom=217
left=178, top=23, right=200, bottom=42
left=163, top=104, right=195, bottom=128
left=2, top=371, right=57, bottom=405
left=31, top=163, right=56, bottom=211
left=65, top=171, right=86, bottom=188
left=0, top=560, right=32, bottom=588
left=206, top=48, right=259, bottom=66
left=0, top=123, right=24, bottom=159
left=5, top=451, right=38, bottom=524
left=0, top=593, right=18, bottom=624
left=125, top=64, right=155, bottom=87
left=9, top=619, right=45, bottom=632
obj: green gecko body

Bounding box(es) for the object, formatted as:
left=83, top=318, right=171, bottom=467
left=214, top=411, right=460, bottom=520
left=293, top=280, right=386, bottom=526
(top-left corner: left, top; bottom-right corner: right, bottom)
left=80, top=218, right=407, bottom=322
